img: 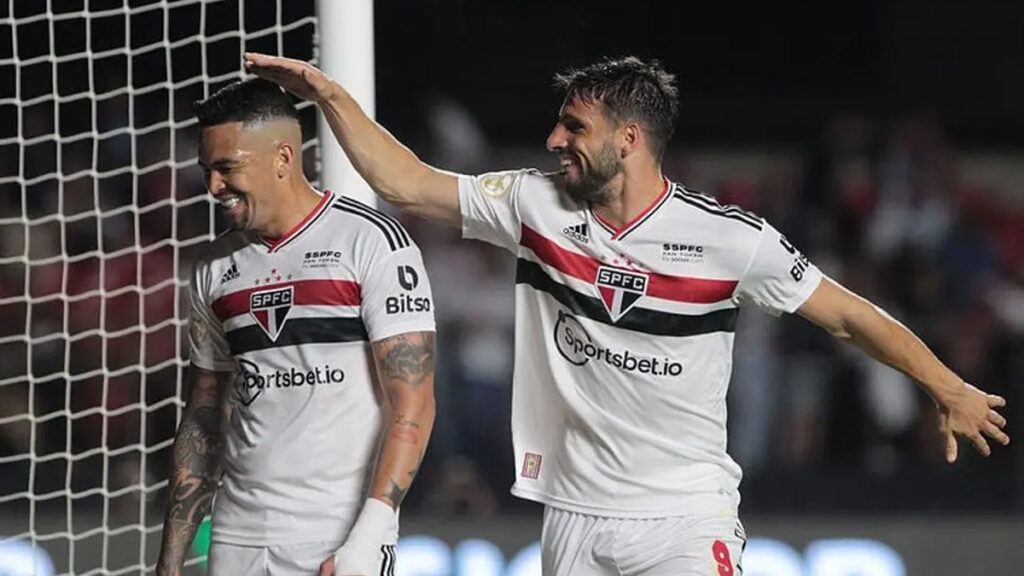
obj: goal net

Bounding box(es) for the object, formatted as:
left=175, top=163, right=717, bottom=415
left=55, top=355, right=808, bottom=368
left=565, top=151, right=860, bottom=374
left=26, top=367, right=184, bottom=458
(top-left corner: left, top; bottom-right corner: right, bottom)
left=0, top=1, right=320, bottom=573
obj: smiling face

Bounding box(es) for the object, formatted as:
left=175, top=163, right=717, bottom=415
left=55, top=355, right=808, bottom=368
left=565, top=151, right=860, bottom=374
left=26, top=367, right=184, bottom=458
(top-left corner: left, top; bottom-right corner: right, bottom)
left=198, top=121, right=283, bottom=234
left=545, top=96, right=624, bottom=205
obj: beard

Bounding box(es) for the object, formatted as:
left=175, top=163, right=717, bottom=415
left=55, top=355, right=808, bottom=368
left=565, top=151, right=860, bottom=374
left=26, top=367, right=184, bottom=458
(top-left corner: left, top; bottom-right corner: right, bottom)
left=563, top=141, right=622, bottom=206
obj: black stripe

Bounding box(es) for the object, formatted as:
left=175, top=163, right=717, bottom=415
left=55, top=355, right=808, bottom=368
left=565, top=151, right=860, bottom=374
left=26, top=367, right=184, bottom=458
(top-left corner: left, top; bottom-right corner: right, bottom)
left=274, top=198, right=332, bottom=252
left=516, top=259, right=737, bottom=337
left=226, top=317, right=368, bottom=355
left=379, top=545, right=395, bottom=576
left=338, top=197, right=410, bottom=248
left=677, top=189, right=761, bottom=225
left=675, top=187, right=762, bottom=229
left=335, top=198, right=406, bottom=249
left=674, top=194, right=763, bottom=231
left=333, top=204, right=398, bottom=251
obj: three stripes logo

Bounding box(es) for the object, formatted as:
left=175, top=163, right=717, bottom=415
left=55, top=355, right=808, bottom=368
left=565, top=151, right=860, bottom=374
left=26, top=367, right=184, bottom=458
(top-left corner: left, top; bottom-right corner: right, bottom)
left=219, top=262, right=240, bottom=285
left=249, top=286, right=294, bottom=341
left=561, top=221, right=589, bottom=244
left=595, top=265, right=648, bottom=322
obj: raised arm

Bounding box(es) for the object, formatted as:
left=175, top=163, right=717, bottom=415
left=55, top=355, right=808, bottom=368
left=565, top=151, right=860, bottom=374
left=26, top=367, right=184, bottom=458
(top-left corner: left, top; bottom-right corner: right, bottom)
left=156, top=366, right=232, bottom=576
left=320, top=330, right=436, bottom=576
left=797, top=277, right=1010, bottom=462
left=243, top=53, right=460, bottom=227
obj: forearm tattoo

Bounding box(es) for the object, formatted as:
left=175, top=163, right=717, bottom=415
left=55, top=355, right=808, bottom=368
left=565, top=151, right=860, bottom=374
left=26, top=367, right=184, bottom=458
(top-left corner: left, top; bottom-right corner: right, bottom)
left=157, top=401, right=225, bottom=573
left=374, top=332, right=435, bottom=508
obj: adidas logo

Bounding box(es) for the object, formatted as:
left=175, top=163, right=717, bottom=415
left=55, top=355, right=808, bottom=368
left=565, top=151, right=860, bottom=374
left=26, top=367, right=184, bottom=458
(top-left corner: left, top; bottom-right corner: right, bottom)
left=220, top=263, right=240, bottom=284
left=562, top=222, right=589, bottom=244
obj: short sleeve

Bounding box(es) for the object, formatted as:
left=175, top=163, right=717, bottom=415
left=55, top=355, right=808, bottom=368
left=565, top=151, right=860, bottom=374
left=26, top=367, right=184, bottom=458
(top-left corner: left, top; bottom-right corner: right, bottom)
left=458, top=170, right=525, bottom=253
left=360, top=246, right=436, bottom=342
left=733, top=222, right=823, bottom=316
left=188, top=260, right=235, bottom=371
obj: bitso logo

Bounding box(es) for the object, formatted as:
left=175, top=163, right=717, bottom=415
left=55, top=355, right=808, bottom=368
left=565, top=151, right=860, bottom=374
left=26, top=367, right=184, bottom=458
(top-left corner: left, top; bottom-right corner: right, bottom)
left=235, top=358, right=346, bottom=406
left=554, top=311, right=683, bottom=377
left=595, top=265, right=648, bottom=322
left=397, top=265, right=419, bottom=290
left=387, top=264, right=430, bottom=314
left=249, top=286, right=293, bottom=341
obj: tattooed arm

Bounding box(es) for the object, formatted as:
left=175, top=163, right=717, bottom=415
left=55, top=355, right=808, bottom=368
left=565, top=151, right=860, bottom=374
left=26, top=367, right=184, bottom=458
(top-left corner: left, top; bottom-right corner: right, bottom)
left=319, top=330, right=436, bottom=576
left=368, top=330, right=436, bottom=508
left=156, top=366, right=231, bottom=576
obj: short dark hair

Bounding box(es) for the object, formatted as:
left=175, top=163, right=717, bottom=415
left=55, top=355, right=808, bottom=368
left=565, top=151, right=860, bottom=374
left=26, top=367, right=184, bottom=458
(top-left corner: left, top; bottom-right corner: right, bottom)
left=553, top=56, right=679, bottom=160
left=193, top=77, right=300, bottom=129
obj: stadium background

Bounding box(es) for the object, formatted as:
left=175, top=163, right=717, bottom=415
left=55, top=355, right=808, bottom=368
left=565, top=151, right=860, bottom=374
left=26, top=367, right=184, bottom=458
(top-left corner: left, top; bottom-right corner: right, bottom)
left=0, top=0, right=1022, bottom=574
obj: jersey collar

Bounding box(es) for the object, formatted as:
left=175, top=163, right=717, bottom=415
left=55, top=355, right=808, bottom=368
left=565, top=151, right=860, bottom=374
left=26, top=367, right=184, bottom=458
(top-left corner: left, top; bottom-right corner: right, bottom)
left=260, top=190, right=333, bottom=253
left=590, top=177, right=672, bottom=241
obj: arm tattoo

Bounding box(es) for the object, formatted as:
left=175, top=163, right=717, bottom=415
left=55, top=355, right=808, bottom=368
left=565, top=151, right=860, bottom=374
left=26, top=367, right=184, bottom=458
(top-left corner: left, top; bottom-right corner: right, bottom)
left=384, top=479, right=409, bottom=507
left=156, top=383, right=226, bottom=575
left=380, top=333, right=435, bottom=388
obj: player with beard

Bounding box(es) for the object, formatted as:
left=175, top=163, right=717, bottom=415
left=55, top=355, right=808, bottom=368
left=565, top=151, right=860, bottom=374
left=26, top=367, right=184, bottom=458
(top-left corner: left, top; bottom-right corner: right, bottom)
left=157, top=79, right=436, bottom=576
left=245, top=54, right=1010, bottom=575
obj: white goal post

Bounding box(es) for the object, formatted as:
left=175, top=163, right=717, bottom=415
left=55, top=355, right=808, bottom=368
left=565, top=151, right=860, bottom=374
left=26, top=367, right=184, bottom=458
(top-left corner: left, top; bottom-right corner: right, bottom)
left=0, top=1, right=374, bottom=574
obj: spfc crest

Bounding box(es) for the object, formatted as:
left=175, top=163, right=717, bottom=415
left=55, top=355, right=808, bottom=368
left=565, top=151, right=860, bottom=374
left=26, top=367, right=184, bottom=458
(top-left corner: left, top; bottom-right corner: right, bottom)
left=595, top=265, right=648, bottom=322
left=249, top=286, right=294, bottom=341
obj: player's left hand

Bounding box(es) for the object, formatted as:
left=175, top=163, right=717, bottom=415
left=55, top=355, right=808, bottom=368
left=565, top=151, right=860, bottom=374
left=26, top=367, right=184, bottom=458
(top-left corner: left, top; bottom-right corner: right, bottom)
left=318, top=545, right=377, bottom=576
left=938, top=382, right=1010, bottom=462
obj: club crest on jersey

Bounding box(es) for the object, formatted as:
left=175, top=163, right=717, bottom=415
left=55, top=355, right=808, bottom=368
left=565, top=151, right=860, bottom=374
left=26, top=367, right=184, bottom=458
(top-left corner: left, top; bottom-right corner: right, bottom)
left=595, top=265, right=648, bottom=322
left=249, top=286, right=294, bottom=341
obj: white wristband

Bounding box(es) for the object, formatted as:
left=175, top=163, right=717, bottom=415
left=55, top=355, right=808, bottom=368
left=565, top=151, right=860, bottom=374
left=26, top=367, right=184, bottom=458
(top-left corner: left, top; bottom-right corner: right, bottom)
left=345, top=498, right=394, bottom=546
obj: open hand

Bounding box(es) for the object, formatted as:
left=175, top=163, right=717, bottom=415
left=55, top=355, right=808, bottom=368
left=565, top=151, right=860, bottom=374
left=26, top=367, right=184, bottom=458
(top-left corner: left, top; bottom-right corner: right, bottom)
left=243, top=52, right=336, bottom=103
left=939, top=382, right=1009, bottom=462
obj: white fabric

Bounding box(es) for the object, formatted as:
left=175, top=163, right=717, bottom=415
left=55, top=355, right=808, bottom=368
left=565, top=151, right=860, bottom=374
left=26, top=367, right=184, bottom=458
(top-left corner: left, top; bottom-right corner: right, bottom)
left=188, top=191, right=434, bottom=545
left=459, top=170, right=822, bottom=518
left=541, top=506, right=746, bottom=576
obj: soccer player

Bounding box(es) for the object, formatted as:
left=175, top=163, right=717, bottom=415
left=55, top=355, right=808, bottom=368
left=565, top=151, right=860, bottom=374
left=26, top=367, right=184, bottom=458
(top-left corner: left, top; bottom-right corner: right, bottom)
left=244, top=54, right=1011, bottom=575
left=156, top=79, right=436, bottom=576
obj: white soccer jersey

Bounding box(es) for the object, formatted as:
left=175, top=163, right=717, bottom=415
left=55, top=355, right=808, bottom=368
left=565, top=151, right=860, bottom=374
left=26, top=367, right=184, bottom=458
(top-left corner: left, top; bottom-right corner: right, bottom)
left=459, top=170, right=822, bottom=517
left=188, top=190, right=435, bottom=545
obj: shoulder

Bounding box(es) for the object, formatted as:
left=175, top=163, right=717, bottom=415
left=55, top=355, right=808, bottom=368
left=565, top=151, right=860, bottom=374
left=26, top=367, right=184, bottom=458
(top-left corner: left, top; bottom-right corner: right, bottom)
left=327, top=194, right=415, bottom=254
left=667, top=184, right=765, bottom=238
left=466, top=168, right=565, bottom=199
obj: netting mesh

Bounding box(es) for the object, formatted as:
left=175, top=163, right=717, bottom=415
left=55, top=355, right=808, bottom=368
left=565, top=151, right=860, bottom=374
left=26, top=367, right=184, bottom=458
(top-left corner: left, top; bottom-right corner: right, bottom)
left=0, top=1, right=319, bottom=573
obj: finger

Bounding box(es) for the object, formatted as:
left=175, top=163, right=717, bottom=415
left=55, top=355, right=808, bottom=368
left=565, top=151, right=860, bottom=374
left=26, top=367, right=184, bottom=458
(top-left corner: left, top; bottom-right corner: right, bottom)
left=945, top=430, right=958, bottom=463
left=318, top=556, right=334, bottom=576
left=984, top=423, right=1011, bottom=446
left=968, top=432, right=991, bottom=457
left=988, top=410, right=1007, bottom=428
left=988, top=394, right=1007, bottom=408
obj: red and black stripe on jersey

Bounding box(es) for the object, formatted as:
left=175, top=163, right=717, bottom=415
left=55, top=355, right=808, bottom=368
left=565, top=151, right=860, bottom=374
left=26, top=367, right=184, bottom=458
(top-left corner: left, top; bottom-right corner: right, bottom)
left=212, top=279, right=367, bottom=355
left=516, top=224, right=739, bottom=336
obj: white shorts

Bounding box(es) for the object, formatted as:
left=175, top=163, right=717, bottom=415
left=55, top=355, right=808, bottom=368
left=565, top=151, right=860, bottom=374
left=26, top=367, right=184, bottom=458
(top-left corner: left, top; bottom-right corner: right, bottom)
left=208, top=541, right=396, bottom=576
left=541, top=506, right=746, bottom=576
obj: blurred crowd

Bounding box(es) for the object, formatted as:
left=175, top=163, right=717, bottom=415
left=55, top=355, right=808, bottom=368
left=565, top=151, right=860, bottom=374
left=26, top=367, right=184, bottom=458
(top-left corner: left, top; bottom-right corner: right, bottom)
left=1, top=107, right=1022, bottom=523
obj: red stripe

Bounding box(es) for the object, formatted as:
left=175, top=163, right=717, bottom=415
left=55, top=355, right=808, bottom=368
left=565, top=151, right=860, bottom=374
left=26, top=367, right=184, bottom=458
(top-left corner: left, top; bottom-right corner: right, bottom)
left=211, top=279, right=361, bottom=322
left=263, top=191, right=332, bottom=252
left=520, top=225, right=737, bottom=304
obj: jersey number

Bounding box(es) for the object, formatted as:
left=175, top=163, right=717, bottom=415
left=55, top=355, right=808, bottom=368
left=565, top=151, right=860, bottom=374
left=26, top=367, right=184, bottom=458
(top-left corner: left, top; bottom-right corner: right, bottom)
left=712, top=540, right=734, bottom=576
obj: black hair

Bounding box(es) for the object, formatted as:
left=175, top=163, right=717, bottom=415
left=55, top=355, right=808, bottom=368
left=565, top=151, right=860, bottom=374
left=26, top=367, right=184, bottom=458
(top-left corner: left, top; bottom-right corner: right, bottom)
left=193, top=77, right=300, bottom=129
left=554, top=56, right=679, bottom=160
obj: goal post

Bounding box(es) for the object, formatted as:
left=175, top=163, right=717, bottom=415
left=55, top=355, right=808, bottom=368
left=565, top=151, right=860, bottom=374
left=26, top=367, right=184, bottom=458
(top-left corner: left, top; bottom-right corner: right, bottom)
left=0, top=1, right=373, bottom=573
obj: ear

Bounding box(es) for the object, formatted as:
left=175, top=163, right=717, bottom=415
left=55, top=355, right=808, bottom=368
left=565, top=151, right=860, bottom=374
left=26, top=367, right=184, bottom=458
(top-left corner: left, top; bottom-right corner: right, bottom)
left=276, top=141, right=296, bottom=179
left=621, top=122, right=643, bottom=158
